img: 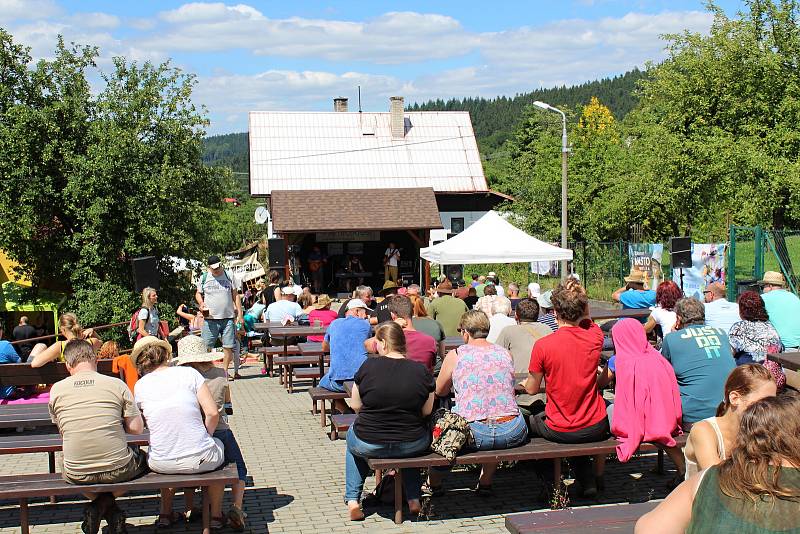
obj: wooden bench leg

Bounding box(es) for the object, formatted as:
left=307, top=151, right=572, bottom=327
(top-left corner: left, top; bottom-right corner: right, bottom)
left=20, top=498, right=29, bottom=534
left=552, top=457, right=562, bottom=485
left=657, top=449, right=665, bottom=475
left=320, top=400, right=327, bottom=427
left=288, top=366, right=294, bottom=393
left=330, top=421, right=337, bottom=441
left=202, top=486, right=211, bottom=534
left=48, top=451, right=57, bottom=504
left=312, top=398, right=319, bottom=416
left=394, top=468, right=404, bottom=524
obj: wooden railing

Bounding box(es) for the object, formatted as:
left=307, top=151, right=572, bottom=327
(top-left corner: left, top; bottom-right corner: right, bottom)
left=7, top=322, right=128, bottom=346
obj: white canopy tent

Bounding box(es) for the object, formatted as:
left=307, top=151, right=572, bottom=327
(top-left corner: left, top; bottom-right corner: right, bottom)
left=420, top=211, right=573, bottom=265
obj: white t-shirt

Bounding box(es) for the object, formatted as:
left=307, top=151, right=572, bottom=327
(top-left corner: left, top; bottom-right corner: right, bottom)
left=487, top=314, right=517, bottom=343
left=384, top=248, right=399, bottom=267
left=134, top=366, right=217, bottom=462
left=263, top=300, right=303, bottom=322
left=495, top=284, right=505, bottom=297
left=650, top=306, right=677, bottom=336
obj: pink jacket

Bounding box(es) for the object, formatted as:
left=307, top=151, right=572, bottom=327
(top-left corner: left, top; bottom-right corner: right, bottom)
left=610, top=319, right=682, bottom=462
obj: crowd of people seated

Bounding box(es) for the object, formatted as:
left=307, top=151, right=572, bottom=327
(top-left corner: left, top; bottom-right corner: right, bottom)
left=319, top=269, right=798, bottom=525
left=3, top=263, right=798, bottom=530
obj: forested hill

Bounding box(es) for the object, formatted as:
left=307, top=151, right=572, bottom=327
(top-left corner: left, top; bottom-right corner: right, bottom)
left=410, top=69, right=645, bottom=151
left=202, top=68, right=644, bottom=168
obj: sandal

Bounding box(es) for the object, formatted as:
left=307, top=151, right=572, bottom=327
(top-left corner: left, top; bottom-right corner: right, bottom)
left=154, top=511, right=185, bottom=529
left=210, top=516, right=226, bottom=532
left=226, top=505, right=247, bottom=532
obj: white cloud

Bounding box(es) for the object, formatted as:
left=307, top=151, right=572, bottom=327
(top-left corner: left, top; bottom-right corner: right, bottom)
left=67, top=12, right=120, bottom=30
left=0, top=0, right=59, bottom=22
left=0, top=3, right=719, bottom=134
left=142, top=6, right=475, bottom=64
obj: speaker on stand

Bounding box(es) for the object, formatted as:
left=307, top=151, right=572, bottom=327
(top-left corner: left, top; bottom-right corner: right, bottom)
left=670, top=237, right=692, bottom=293
left=131, top=256, right=159, bottom=292
left=444, top=264, right=464, bottom=285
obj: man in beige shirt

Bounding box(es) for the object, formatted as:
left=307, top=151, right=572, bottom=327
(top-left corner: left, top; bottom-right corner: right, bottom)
left=495, top=298, right=552, bottom=412
left=49, top=339, right=146, bottom=534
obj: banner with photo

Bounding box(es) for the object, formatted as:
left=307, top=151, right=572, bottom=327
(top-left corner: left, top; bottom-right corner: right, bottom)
left=628, top=243, right=664, bottom=290
left=672, top=243, right=726, bottom=300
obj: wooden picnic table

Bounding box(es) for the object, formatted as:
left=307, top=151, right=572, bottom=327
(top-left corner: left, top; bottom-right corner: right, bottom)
left=275, top=342, right=331, bottom=393
left=590, top=307, right=651, bottom=321
left=0, top=403, right=52, bottom=429
left=505, top=501, right=658, bottom=533
left=768, top=351, right=800, bottom=372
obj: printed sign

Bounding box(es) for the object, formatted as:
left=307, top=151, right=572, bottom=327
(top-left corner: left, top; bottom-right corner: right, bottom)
left=226, top=252, right=265, bottom=282
left=316, top=231, right=380, bottom=242
left=673, top=243, right=726, bottom=299
left=628, top=243, right=664, bottom=289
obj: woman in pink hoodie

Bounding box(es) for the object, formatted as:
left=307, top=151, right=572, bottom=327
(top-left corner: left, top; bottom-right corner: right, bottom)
left=598, top=319, right=685, bottom=480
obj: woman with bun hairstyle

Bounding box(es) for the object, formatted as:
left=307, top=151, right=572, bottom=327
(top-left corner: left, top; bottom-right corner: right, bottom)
left=636, top=393, right=800, bottom=533
left=30, top=313, right=101, bottom=367
left=131, top=336, right=227, bottom=529
left=683, top=364, right=776, bottom=479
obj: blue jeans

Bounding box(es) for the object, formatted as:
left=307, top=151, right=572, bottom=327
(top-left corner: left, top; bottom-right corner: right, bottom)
left=319, top=372, right=346, bottom=393
left=202, top=318, right=236, bottom=349
left=345, top=426, right=430, bottom=503
left=213, top=428, right=247, bottom=481
left=468, top=413, right=528, bottom=451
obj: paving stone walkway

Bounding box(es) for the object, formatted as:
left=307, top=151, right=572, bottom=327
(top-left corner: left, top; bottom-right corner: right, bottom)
left=0, top=361, right=678, bottom=533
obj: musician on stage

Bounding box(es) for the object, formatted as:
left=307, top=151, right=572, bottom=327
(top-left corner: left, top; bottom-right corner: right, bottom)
left=343, top=255, right=365, bottom=292
left=307, top=245, right=327, bottom=293
left=383, top=242, right=400, bottom=283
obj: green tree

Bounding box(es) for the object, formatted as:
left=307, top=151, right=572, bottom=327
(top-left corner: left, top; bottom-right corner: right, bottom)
left=0, top=30, right=230, bottom=334
left=629, top=0, right=800, bottom=234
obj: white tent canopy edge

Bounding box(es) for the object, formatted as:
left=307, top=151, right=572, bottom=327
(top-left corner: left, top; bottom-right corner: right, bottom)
left=419, top=210, right=573, bottom=265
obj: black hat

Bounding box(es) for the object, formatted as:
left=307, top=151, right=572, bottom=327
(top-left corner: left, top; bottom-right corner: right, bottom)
left=207, top=255, right=222, bottom=269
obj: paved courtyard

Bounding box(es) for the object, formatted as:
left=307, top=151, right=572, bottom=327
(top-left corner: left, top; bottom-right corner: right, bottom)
left=0, top=360, right=678, bottom=533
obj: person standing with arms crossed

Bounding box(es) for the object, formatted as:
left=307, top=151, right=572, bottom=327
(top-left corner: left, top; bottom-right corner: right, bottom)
left=384, top=242, right=400, bottom=283
left=195, top=255, right=243, bottom=381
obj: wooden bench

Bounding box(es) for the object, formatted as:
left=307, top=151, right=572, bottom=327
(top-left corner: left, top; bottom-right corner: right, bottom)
left=257, top=345, right=300, bottom=376
left=329, top=413, right=356, bottom=440
left=273, top=355, right=330, bottom=392
left=308, top=387, right=348, bottom=426
left=368, top=435, right=687, bottom=524
left=0, top=360, right=117, bottom=387
left=505, top=501, right=658, bottom=533
left=3, top=464, right=238, bottom=534
left=293, top=367, right=323, bottom=389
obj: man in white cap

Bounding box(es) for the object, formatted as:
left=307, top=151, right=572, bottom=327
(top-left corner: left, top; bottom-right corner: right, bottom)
left=320, top=299, right=371, bottom=408
left=527, top=282, right=541, bottom=300
left=760, top=271, right=800, bottom=350
left=262, top=284, right=303, bottom=323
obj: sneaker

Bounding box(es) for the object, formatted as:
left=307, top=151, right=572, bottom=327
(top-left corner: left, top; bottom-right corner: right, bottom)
left=81, top=500, right=102, bottom=534
left=226, top=505, right=247, bottom=532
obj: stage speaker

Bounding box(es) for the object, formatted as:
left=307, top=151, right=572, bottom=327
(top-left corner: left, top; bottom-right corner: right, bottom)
left=670, top=237, right=692, bottom=269
left=444, top=264, right=464, bottom=284
left=131, top=256, right=159, bottom=292
left=268, top=238, right=286, bottom=268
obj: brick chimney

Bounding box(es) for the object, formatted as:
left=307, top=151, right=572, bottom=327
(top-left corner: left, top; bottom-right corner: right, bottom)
left=390, top=96, right=405, bottom=139
left=333, top=97, right=348, bottom=112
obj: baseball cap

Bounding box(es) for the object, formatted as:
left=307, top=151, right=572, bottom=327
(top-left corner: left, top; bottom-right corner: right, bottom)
left=207, top=255, right=222, bottom=269
left=527, top=282, right=541, bottom=298
left=346, top=298, right=368, bottom=311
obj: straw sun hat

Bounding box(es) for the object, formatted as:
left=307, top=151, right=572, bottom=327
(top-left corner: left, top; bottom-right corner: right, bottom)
left=173, top=335, right=221, bottom=366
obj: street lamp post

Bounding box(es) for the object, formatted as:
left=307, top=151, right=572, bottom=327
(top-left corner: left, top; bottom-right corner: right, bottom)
left=533, top=101, right=569, bottom=281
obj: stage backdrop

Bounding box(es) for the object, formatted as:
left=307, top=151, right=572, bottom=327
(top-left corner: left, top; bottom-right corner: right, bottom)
left=673, top=243, right=726, bottom=300
left=628, top=243, right=664, bottom=290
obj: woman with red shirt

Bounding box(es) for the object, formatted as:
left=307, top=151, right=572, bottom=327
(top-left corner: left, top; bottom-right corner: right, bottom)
left=523, top=279, right=609, bottom=497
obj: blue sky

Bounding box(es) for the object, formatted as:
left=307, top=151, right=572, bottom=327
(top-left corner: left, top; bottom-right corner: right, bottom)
left=1, top=0, right=744, bottom=134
